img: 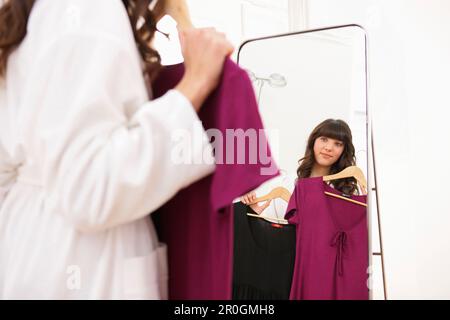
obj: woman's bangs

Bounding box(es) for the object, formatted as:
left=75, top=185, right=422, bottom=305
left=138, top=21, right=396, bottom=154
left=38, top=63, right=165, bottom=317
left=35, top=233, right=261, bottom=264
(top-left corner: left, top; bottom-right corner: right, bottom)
left=317, top=122, right=347, bottom=142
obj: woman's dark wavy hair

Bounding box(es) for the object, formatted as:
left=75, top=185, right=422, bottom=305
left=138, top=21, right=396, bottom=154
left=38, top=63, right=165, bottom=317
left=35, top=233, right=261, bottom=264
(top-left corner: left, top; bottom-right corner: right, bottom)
left=0, top=0, right=162, bottom=81
left=297, top=119, right=359, bottom=195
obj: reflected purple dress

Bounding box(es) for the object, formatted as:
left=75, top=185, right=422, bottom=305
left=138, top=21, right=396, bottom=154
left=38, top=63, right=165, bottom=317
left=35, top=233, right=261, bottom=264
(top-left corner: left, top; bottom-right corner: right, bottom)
left=285, top=177, right=369, bottom=300
left=151, top=59, right=279, bottom=299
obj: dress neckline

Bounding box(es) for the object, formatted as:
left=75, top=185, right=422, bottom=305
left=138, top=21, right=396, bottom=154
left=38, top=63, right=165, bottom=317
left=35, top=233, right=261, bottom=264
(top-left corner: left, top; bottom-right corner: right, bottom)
left=319, top=177, right=367, bottom=233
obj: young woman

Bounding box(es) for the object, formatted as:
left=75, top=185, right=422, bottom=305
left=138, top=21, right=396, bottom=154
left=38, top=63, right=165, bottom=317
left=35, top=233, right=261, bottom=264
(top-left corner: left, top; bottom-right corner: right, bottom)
left=241, top=119, right=358, bottom=216
left=0, top=0, right=233, bottom=299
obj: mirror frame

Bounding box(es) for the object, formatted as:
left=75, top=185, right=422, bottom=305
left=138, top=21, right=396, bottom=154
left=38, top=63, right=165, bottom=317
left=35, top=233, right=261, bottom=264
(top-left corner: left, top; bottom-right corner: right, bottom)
left=237, top=24, right=386, bottom=300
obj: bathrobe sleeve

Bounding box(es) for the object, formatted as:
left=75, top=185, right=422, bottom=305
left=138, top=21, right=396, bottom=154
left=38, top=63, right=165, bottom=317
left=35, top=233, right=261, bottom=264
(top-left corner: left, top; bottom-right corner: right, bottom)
left=23, top=32, right=215, bottom=233
left=0, top=145, right=16, bottom=211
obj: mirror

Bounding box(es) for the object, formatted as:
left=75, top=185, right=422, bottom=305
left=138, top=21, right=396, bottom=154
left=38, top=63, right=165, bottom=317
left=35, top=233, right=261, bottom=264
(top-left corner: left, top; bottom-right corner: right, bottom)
left=234, top=25, right=376, bottom=300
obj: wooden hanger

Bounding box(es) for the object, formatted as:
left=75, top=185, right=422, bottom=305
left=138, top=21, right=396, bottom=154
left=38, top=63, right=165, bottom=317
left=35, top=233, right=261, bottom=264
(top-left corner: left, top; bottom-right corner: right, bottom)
left=245, top=186, right=291, bottom=224
left=154, top=0, right=194, bottom=30
left=248, top=186, right=291, bottom=204
left=322, top=166, right=367, bottom=207
left=322, top=165, right=367, bottom=195
left=324, top=191, right=367, bottom=207
left=246, top=212, right=289, bottom=224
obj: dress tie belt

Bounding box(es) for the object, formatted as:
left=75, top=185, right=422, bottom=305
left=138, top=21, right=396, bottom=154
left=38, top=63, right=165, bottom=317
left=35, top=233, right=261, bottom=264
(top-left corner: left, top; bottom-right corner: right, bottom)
left=330, top=231, right=347, bottom=277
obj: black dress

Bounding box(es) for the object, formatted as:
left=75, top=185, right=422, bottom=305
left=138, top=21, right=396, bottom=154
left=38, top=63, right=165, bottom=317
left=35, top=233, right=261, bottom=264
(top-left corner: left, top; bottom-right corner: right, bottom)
left=232, top=201, right=296, bottom=300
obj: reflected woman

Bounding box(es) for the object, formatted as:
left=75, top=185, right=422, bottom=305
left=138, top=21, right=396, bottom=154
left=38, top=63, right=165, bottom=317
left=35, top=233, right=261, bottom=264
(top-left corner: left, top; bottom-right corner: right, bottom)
left=241, top=118, right=359, bottom=218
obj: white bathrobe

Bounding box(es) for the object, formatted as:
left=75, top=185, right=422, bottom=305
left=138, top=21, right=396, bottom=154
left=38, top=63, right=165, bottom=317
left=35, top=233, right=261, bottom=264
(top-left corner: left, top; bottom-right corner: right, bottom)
left=0, top=0, right=215, bottom=299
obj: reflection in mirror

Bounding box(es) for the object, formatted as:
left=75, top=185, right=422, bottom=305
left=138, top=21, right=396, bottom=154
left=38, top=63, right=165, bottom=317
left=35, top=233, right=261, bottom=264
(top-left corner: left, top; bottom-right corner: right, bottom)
left=234, top=26, right=371, bottom=300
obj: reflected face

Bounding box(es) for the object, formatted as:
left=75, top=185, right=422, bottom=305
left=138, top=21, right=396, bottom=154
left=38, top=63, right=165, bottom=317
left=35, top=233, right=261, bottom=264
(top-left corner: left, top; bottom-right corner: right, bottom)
left=313, top=136, right=344, bottom=167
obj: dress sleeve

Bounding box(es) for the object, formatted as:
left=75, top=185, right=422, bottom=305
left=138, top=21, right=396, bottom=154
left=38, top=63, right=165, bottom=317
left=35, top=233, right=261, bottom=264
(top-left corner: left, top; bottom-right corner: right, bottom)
left=23, top=33, right=215, bottom=233
left=284, top=180, right=301, bottom=224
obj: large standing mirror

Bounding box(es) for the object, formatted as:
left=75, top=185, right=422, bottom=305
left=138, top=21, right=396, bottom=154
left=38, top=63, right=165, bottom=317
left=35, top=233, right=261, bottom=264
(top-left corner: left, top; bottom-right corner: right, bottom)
left=234, top=25, right=378, bottom=300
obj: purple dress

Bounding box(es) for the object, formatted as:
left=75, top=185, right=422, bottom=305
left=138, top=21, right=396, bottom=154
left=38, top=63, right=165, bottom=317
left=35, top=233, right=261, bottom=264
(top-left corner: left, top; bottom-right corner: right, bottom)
left=285, top=177, right=369, bottom=300
left=151, top=59, right=279, bottom=299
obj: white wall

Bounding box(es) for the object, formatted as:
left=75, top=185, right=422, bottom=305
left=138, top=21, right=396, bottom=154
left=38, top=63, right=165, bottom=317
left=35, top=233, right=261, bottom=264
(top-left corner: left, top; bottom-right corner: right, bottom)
left=187, top=0, right=291, bottom=59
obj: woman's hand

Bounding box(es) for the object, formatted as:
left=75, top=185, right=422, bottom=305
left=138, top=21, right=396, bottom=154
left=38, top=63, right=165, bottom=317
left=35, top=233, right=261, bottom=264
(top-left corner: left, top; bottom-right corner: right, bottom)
left=153, top=0, right=193, bottom=28
left=175, top=27, right=234, bottom=112
left=240, top=191, right=272, bottom=215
